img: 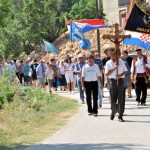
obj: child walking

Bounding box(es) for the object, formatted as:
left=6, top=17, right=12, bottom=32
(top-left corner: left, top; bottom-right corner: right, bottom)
left=45, top=64, right=54, bottom=93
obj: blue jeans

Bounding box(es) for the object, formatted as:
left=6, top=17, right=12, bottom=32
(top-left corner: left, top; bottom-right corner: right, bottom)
left=77, top=80, right=84, bottom=100
left=98, top=80, right=102, bottom=105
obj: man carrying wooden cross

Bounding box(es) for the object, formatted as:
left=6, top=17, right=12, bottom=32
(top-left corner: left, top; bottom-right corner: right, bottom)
left=103, top=23, right=130, bottom=122
left=105, top=48, right=127, bottom=122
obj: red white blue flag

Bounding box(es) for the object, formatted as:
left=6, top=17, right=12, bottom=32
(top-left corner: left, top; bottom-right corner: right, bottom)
left=66, top=19, right=107, bottom=33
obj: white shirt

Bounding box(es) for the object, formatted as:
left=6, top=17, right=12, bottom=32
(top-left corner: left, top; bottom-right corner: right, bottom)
left=45, top=69, right=54, bottom=79
left=65, top=63, right=74, bottom=74
left=82, top=64, right=101, bottom=81
left=131, top=56, right=150, bottom=75
left=105, top=59, right=127, bottom=79
left=59, top=65, right=65, bottom=75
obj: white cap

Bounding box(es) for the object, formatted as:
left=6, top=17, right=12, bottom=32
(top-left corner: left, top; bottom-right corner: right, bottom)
left=78, top=54, right=84, bottom=58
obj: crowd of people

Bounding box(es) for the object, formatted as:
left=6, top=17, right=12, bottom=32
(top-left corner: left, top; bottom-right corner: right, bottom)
left=0, top=47, right=150, bottom=122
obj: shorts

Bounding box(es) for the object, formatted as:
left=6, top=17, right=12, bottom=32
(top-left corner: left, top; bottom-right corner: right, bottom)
left=24, top=76, right=31, bottom=82
left=38, top=78, right=45, bottom=84
left=48, top=79, right=53, bottom=87
left=32, top=73, right=37, bottom=80
left=65, top=73, right=74, bottom=83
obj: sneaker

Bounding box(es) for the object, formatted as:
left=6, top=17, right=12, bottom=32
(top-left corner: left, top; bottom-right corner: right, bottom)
left=68, top=91, right=71, bottom=94
left=99, top=104, right=102, bottom=108
left=93, top=113, right=98, bottom=117
left=136, top=102, right=140, bottom=106
left=81, top=100, right=85, bottom=104
left=88, top=112, right=93, bottom=116
left=128, top=95, right=132, bottom=98
left=141, top=103, right=146, bottom=106
left=49, top=91, right=52, bottom=93
left=71, top=91, right=74, bottom=94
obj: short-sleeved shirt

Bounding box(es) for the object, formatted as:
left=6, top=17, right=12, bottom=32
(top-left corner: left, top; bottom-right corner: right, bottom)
left=31, top=63, right=38, bottom=75
left=105, top=59, right=127, bottom=79
left=23, top=65, right=31, bottom=76
left=94, top=58, right=103, bottom=70
left=75, top=62, right=86, bottom=81
left=59, top=65, right=65, bottom=75
left=65, top=63, right=74, bottom=74
left=82, top=64, right=101, bottom=81
left=45, top=69, right=54, bottom=79
left=36, top=64, right=47, bottom=78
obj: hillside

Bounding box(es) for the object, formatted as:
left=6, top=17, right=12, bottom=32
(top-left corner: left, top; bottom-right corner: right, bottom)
left=18, top=28, right=144, bottom=62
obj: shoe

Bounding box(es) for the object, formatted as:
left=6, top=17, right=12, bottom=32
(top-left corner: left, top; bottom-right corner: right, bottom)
left=99, top=104, right=102, bottom=108
left=136, top=102, right=140, bottom=106
left=118, top=116, right=124, bottom=122
left=110, top=114, right=115, bottom=120
left=93, top=113, right=98, bottom=117
left=49, top=91, right=52, bottom=93
left=128, top=95, right=132, bottom=98
left=68, top=91, right=71, bottom=94
left=141, top=103, right=146, bottom=106
left=88, top=112, right=93, bottom=116
left=81, top=100, right=85, bottom=104
left=71, top=91, right=74, bottom=94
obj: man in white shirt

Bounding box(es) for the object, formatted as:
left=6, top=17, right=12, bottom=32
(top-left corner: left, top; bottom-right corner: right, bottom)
left=82, top=54, right=103, bottom=116
left=131, top=49, right=150, bottom=106
left=105, top=48, right=127, bottom=122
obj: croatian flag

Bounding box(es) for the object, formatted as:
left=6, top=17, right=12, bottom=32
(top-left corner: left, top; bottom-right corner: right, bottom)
left=123, top=4, right=150, bottom=50
left=70, top=22, right=91, bottom=50
left=124, top=31, right=150, bottom=50
left=66, top=19, right=107, bottom=33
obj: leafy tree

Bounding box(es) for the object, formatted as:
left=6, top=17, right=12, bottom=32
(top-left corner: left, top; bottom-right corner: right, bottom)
left=66, top=0, right=105, bottom=20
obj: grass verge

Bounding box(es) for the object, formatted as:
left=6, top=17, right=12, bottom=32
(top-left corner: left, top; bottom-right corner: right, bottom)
left=0, top=86, right=78, bottom=149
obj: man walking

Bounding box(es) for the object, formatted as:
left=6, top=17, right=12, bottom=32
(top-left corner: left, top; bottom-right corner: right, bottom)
left=82, top=54, right=102, bottom=116
left=75, top=54, right=86, bottom=104
left=131, top=49, right=150, bottom=106
left=105, top=48, right=127, bottom=122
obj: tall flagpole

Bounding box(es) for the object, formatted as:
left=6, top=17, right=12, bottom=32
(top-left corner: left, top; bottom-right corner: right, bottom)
left=96, top=0, right=101, bottom=57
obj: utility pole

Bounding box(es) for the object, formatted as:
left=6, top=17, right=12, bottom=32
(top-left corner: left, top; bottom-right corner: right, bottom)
left=96, top=0, right=101, bottom=57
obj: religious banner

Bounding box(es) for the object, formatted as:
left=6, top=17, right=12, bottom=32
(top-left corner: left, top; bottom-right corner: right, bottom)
left=125, top=4, right=150, bottom=34
left=124, top=4, right=150, bottom=50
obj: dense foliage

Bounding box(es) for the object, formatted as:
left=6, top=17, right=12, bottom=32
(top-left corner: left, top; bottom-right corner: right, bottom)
left=0, top=0, right=104, bottom=59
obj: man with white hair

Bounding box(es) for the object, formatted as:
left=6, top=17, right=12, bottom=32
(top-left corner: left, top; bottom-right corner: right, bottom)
left=75, top=54, right=86, bottom=103
left=36, top=60, right=47, bottom=88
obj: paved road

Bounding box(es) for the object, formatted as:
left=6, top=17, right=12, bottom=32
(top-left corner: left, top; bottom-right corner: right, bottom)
left=26, top=89, right=150, bottom=150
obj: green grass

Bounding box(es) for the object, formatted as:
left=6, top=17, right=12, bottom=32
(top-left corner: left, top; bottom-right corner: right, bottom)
left=0, top=77, right=79, bottom=149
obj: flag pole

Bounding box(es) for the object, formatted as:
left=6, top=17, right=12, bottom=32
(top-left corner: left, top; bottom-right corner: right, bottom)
left=96, top=0, right=101, bottom=57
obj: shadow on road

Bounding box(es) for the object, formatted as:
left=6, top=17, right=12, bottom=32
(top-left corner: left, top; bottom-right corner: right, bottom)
left=0, top=143, right=148, bottom=150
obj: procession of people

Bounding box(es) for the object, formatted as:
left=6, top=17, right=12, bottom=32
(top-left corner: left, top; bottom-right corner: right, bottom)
left=0, top=47, right=150, bottom=122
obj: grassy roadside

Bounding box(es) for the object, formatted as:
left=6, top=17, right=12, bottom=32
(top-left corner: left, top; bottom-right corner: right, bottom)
left=0, top=85, right=78, bottom=149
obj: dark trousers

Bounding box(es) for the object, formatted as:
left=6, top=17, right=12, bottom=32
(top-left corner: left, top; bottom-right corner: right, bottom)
left=122, top=88, right=126, bottom=114
left=84, top=81, right=98, bottom=114
left=135, top=77, right=147, bottom=103
left=18, top=73, right=24, bottom=84
left=109, top=78, right=124, bottom=117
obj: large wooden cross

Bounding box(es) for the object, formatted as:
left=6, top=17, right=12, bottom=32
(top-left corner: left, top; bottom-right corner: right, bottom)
left=102, top=23, right=131, bottom=83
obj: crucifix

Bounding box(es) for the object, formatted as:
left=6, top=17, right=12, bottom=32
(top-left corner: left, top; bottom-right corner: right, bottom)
left=102, top=23, right=131, bottom=84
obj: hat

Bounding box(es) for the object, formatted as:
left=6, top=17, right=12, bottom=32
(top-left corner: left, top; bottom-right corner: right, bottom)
left=108, top=47, right=115, bottom=51
left=95, top=52, right=100, bottom=56
left=78, top=54, right=84, bottom=58
left=135, top=48, right=142, bottom=52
